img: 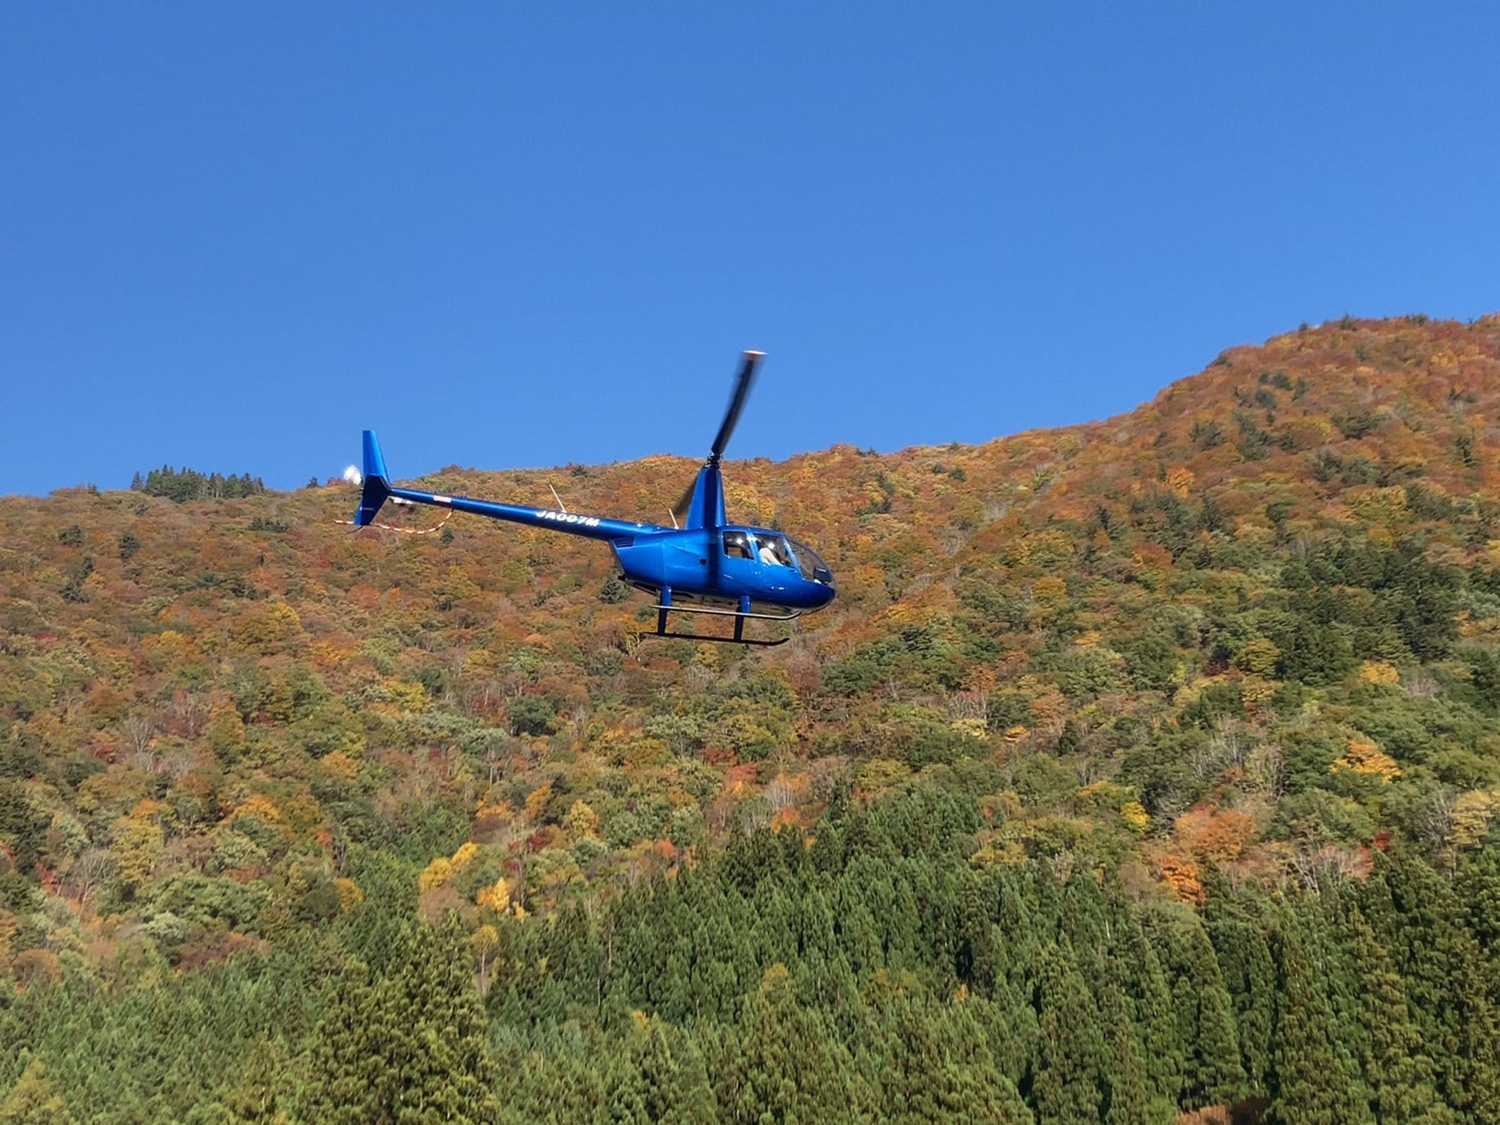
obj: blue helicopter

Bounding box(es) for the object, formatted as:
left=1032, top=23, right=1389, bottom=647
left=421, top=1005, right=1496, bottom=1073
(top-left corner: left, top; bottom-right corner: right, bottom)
left=352, top=352, right=836, bottom=645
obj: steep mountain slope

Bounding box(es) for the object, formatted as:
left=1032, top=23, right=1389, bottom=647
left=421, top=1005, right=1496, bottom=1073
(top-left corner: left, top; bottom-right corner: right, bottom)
left=4, top=314, right=1500, bottom=1120
left=4, top=314, right=1500, bottom=909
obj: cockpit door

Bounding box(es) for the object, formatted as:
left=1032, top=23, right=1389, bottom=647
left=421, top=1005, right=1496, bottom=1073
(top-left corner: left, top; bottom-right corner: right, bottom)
left=751, top=531, right=798, bottom=601
left=719, top=530, right=762, bottom=595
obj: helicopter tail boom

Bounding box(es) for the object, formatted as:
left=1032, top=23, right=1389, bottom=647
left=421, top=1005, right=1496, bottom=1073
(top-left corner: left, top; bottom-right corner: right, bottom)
left=353, top=430, right=392, bottom=527
left=350, top=429, right=654, bottom=542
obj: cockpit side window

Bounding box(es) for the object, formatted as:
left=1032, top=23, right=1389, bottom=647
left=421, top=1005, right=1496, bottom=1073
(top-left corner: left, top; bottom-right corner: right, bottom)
left=723, top=531, right=754, bottom=560
left=756, top=533, right=794, bottom=569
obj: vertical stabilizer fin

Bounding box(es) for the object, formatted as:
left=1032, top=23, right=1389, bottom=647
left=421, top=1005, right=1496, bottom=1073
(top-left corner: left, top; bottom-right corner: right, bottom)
left=354, top=430, right=392, bottom=527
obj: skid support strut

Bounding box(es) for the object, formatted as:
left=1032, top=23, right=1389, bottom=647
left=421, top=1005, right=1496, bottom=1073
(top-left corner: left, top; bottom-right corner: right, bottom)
left=639, top=592, right=798, bottom=647
left=657, top=587, right=673, bottom=637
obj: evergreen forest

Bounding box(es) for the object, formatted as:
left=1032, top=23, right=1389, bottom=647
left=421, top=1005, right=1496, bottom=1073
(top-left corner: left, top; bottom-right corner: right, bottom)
left=4, top=314, right=1500, bottom=1122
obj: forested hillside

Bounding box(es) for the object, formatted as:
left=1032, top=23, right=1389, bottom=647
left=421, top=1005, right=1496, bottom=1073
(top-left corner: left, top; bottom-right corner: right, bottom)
left=3, top=314, right=1500, bottom=1122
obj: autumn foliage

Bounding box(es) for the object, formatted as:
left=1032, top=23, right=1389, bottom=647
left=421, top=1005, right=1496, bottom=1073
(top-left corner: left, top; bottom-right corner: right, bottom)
left=3, top=314, right=1500, bottom=1119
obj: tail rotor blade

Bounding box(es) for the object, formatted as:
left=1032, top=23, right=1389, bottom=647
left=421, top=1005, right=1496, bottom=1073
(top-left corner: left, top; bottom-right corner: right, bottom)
left=709, top=351, right=764, bottom=462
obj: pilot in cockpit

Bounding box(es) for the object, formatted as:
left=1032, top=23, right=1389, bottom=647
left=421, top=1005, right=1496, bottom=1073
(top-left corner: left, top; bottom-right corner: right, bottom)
left=757, top=537, right=791, bottom=568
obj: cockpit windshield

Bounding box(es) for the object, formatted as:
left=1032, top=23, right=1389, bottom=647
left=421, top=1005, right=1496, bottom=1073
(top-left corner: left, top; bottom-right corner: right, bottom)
left=787, top=537, right=834, bottom=585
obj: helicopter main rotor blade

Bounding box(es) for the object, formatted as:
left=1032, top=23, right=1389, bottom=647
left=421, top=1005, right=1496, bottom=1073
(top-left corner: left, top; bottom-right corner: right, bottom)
left=708, top=351, right=764, bottom=463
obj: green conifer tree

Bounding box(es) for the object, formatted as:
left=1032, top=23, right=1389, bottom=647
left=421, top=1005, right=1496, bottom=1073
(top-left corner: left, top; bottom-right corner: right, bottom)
left=1116, top=914, right=1184, bottom=1107
left=1449, top=930, right=1500, bottom=1122
left=1349, top=909, right=1453, bottom=1123
left=1455, top=849, right=1500, bottom=952
left=713, top=963, right=871, bottom=1124
left=859, top=996, right=1028, bottom=1124
left=301, top=917, right=498, bottom=1123
left=1031, top=941, right=1106, bottom=1124
left=300, top=967, right=398, bottom=1122
left=1160, top=917, right=1244, bottom=1110
left=613, top=1017, right=715, bottom=1125
left=1098, top=962, right=1173, bottom=1125
left=936, top=1000, right=1033, bottom=1124
left=1210, top=917, right=1276, bottom=1098
left=223, top=1036, right=299, bottom=1124
left=1270, top=917, right=1371, bottom=1125
left=1377, top=848, right=1496, bottom=1113
left=0, top=1059, right=74, bottom=1125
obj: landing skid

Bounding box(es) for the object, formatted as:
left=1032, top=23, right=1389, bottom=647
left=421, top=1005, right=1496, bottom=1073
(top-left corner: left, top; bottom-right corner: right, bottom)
left=640, top=602, right=799, bottom=647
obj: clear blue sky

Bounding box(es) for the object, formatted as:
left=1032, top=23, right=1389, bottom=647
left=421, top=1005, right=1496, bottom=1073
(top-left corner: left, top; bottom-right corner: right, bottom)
left=3, top=3, right=1497, bottom=496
